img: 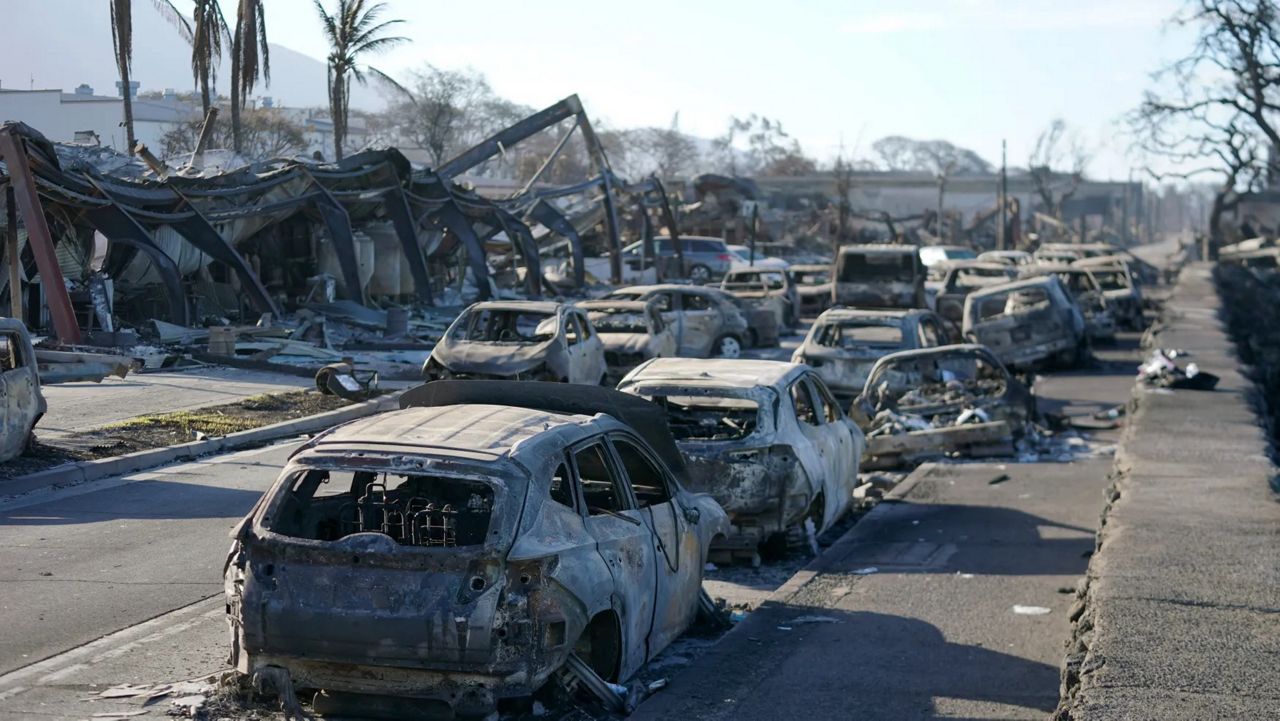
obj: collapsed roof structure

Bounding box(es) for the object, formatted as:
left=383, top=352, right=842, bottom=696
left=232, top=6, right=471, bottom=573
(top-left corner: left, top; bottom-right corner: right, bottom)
left=0, top=94, right=683, bottom=344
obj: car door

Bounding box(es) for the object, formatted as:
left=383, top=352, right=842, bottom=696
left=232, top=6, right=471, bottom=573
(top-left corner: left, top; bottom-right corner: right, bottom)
left=609, top=434, right=701, bottom=657
left=648, top=306, right=677, bottom=358
left=786, top=377, right=845, bottom=532
left=573, top=440, right=656, bottom=679
left=562, top=311, right=587, bottom=383
left=645, top=291, right=683, bottom=352
left=806, top=375, right=860, bottom=526
left=572, top=310, right=606, bottom=384
left=678, top=291, right=719, bottom=357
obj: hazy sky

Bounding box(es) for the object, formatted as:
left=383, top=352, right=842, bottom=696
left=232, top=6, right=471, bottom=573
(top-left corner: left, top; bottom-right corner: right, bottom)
left=27, top=0, right=1199, bottom=180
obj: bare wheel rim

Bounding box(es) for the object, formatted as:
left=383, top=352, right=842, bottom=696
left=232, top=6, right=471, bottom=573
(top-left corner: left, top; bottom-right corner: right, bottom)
left=717, top=336, right=741, bottom=358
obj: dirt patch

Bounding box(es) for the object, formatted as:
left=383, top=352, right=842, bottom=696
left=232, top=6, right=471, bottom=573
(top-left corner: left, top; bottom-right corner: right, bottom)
left=0, top=391, right=353, bottom=480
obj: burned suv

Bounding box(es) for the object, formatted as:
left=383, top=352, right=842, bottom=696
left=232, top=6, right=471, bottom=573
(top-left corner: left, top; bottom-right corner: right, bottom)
left=963, top=276, right=1087, bottom=369
left=224, top=382, right=728, bottom=717
left=423, top=301, right=606, bottom=384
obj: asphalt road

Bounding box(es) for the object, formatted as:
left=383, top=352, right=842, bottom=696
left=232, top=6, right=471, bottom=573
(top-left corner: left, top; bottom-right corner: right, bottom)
left=0, top=329, right=1142, bottom=720
left=38, top=367, right=309, bottom=440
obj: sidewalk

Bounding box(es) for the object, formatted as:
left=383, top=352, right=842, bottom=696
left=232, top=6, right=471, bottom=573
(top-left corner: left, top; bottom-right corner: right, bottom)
left=1056, top=263, right=1280, bottom=718
left=634, top=456, right=1115, bottom=720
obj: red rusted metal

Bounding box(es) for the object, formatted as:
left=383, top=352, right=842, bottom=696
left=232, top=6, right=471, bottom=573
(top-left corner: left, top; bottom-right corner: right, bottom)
left=0, top=129, right=81, bottom=343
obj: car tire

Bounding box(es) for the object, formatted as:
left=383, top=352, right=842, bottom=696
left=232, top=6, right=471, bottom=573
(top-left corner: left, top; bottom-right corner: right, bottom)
left=689, top=264, right=711, bottom=284
left=713, top=334, right=742, bottom=359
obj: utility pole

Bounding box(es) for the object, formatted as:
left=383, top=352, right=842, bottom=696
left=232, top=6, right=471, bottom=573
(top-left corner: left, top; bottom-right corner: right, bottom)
left=998, top=139, right=1008, bottom=250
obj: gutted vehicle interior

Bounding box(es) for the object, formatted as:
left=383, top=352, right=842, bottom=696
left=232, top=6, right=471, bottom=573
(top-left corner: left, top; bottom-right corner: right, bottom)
left=268, top=468, right=495, bottom=547
left=651, top=395, right=763, bottom=441
left=868, top=352, right=1009, bottom=414
left=815, top=320, right=905, bottom=349
left=456, top=308, right=557, bottom=343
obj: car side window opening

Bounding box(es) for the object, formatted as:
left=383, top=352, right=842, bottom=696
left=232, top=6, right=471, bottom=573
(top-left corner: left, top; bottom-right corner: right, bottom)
left=564, top=313, right=581, bottom=345
left=920, top=319, right=942, bottom=347
left=790, top=380, right=820, bottom=427
left=650, top=293, right=673, bottom=312
left=574, top=443, right=631, bottom=515
left=649, top=309, right=665, bottom=332
left=683, top=293, right=712, bottom=311
left=809, top=378, right=840, bottom=423
left=576, top=313, right=594, bottom=340
left=612, top=437, right=671, bottom=508
left=0, top=332, right=20, bottom=371
left=549, top=462, right=577, bottom=511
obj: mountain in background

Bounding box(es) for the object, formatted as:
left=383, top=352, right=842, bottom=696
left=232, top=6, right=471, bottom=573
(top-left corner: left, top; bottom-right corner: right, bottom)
left=0, top=0, right=382, bottom=109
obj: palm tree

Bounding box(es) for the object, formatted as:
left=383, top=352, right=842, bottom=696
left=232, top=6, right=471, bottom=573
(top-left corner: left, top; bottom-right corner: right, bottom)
left=152, top=0, right=231, bottom=116
left=313, top=0, right=409, bottom=160
left=230, top=0, right=270, bottom=154
left=109, top=0, right=136, bottom=154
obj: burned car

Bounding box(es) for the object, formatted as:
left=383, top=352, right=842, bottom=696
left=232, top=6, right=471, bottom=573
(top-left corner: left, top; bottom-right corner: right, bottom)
left=0, top=318, right=44, bottom=462
left=578, top=299, right=676, bottom=384
left=962, top=276, right=1087, bottom=369
left=719, top=267, right=799, bottom=329
left=832, top=244, right=927, bottom=309
left=423, top=301, right=606, bottom=385
left=605, top=284, right=752, bottom=357
left=1020, top=264, right=1117, bottom=341
left=224, top=381, right=729, bottom=717
left=1072, top=256, right=1145, bottom=330
left=618, top=358, right=865, bottom=553
left=790, top=263, right=833, bottom=317
left=852, top=344, right=1035, bottom=469
left=931, top=261, right=1019, bottom=324
left=977, top=249, right=1034, bottom=267
left=791, top=308, right=948, bottom=401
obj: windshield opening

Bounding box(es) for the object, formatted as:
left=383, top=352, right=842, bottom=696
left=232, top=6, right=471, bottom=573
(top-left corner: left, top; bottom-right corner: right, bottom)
left=838, top=252, right=917, bottom=283
left=455, top=309, right=556, bottom=343
left=268, top=469, right=495, bottom=547
left=816, top=321, right=904, bottom=349
left=645, top=394, right=761, bottom=441
left=588, top=310, right=648, bottom=334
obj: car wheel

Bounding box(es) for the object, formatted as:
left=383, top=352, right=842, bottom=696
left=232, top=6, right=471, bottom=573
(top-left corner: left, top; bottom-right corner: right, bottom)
left=713, top=335, right=742, bottom=359
left=688, top=264, right=711, bottom=284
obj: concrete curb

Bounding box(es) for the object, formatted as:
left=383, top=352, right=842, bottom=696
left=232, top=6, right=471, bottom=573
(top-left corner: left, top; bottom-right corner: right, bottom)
left=1, top=392, right=402, bottom=500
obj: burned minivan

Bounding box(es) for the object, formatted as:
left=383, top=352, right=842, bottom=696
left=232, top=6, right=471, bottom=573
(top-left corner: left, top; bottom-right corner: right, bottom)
left=423, top=301, right=606, bottom=385
left=852, top=344, right=1035, bottom=469
left=224, top=381, right=728, bottom=717
left=962, top=276, right=1087, bottom=369
left=618, top=358, right=864, bottom=553
left=832, top=244, right=926, bottom=309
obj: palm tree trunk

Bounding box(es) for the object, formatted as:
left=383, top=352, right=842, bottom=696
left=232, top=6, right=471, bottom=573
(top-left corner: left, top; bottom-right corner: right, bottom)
left=331, top=70, right=345, bottom=161
left=199, top=70, right=211, bottom=116
left=231, top=51, right=242, bottom=153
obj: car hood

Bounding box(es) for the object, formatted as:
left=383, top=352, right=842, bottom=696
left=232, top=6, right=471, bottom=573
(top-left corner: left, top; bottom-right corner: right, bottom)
left=432, top=336, right=554, bottom=375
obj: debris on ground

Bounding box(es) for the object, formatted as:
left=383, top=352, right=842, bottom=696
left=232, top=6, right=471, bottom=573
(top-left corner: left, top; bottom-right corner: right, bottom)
left=1138, top=348, right=1220, bottom=390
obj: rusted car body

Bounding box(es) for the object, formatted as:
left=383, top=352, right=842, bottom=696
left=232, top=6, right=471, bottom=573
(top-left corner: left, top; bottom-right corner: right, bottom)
left=1073, top=256, right=1145, bottom=330
left=832, top=244, right=927, bottom=309
left=605, top=284, right=751, bottom=357
left=719, top=268, right=798, bottom=329
left=853, top=344, right=1034, bottom=469
left=791, top=308, right=948, bottom=401
left=931, top=261, right=1019, bottom=324
left=224, top=381, right=728, bottom=716
left=790, top=264, right=833, bottom=317
left=618, top=359, right=865, bottom=547
left=0, top=319, right=44, bottom=462
left=963, top=276, right=1086, bottom=369
left=423, top=301, right=606, bottom=385
left=578, top=299, right=677, bottom=384
left=1021, top=264, right=1116, bottom=341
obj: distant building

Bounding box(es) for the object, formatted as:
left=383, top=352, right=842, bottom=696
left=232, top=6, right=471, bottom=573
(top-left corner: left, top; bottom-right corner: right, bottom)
left=0, top=84, right=197, bottom=153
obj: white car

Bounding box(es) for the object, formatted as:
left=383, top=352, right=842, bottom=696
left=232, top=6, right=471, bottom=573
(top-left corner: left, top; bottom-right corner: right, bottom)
left=618, top=358, right=865, bottom=546
left=727, top=244, right=790, bottom=271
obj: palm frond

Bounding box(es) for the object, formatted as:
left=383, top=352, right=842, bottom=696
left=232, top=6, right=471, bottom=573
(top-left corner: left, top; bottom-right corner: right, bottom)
left=151, top=0, right=193, bottom=44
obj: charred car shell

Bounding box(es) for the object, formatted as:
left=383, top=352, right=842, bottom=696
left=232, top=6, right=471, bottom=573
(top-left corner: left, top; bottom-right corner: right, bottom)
left=224, top=382, right=727, bottom=716
left=832, top=244, right=927, bottom=310
left=605, top=284, right=752, bottom=358
left=790, top=263, right=833, bottom=318
left=1020, top=264, right=1117, bottom=341
left=0, top=318, right=44, bottom=462
left=963, top=276, right=1087, bottom=369
left=423, top=300, right=606, bottom=384
left=791, top=308, right=949, bottom=401
left=577, top=299, right=677, bottom=384
left=617, top=358, right=865, bottom=545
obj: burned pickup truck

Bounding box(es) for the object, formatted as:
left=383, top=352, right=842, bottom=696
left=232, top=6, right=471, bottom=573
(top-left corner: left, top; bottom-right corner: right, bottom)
left=832, top=244, right=927, bottom=309
left=852, top=344, right=1035, bottom=469
left=962, top=276, right=1087, bottom=369
left=618, top=358, right=864, bottom=556
left=224, top=381, right=728, bottom=717
left=423, top=301, right=606, bottom=385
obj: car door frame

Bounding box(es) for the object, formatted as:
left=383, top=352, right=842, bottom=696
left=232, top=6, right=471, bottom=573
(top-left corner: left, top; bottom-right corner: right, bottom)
left=569, top=437, right=657, bottom=681
left=571, top=309, right=606, bottom=384
left=677, top=290, right=720, bottom=357
left=784, top=375, right=847, bottom=532
left=804, top=373, right=859, bottom=527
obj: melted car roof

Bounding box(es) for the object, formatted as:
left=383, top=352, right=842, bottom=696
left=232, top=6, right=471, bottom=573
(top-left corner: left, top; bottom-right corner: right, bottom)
left=624, top=358, right=800, bottom=388
left=314, top=404, right=593, bottom=458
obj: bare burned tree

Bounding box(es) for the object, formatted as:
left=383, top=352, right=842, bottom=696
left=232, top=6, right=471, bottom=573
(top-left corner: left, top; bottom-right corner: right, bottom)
left=1027, top=119, right=1090, bottom=220
left=872, top=136, right=992, bottom=238
left=1129, top=0, right=1280, bottom=244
